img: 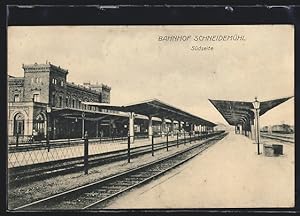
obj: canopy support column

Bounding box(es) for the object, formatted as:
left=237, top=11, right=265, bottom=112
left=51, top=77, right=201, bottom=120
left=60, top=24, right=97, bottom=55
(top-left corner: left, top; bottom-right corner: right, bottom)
left=161, top=118, right=166, bottom=137
left=129, top=112, right=135, bottom=143
left=81, top=112, right=85, bottom=139
left=250, top=118, right=255, bottom=140
left=178, top=121, right=182, bottom=133
left=170, top=120, right=174, bottom=137
left=148, top=115, right=153, bottom=140
left=96, top=120, right=99, bottom=138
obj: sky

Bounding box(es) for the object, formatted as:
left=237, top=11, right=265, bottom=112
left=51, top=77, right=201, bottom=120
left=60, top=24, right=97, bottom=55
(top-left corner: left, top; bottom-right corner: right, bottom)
left=7, top=25, right=294, bottom=126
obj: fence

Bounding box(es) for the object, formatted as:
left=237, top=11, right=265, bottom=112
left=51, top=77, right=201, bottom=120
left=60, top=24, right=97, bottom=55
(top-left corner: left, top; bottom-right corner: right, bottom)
left=8, top=131, right=225, bottom=170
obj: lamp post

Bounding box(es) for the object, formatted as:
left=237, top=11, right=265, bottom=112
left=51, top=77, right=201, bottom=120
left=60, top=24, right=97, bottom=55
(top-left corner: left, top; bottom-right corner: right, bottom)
left=252, top=97, right=261, bottom=155
left=46, top=105, right=52, bottom=152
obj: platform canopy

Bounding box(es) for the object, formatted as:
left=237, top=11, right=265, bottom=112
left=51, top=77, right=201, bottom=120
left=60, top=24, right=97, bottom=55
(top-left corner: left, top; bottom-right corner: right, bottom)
left=51, top=107, right=128, bottom=121
left=51, top=107, right=164, bottom=123
left=84, top=99, right=216, bottom=127
left=209, top=96, right=293, bottom=127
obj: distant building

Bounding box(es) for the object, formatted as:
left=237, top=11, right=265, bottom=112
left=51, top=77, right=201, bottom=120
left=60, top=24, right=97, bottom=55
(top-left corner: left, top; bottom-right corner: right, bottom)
left=214, top=123, right=231, bottom=131
left=8, top=62, right=111, bottom=141
left=271, top=124, right=294, bottom=134
left=260, top=124, right=294, bottom=134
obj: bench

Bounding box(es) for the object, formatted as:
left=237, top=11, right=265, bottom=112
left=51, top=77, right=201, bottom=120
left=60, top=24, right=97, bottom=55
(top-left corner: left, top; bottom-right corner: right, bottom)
left=263, top=144, right=283, bottom=157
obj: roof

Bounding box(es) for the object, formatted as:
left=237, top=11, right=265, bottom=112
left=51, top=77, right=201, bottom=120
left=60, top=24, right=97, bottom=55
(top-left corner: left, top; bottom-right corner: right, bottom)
left=51, top=107, right=162, bottom=122
left=66, top=82, right=101, bottom=95
left=22, top=62, right=69, bottom=75
left=83, top=99, right=216, bottom=127
left=209, top=96, right=293, bottom=127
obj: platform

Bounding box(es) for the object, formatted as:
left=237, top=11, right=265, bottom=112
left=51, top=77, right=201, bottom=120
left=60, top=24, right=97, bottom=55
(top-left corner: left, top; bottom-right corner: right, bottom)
left=106, top=131, right=294, bottom=208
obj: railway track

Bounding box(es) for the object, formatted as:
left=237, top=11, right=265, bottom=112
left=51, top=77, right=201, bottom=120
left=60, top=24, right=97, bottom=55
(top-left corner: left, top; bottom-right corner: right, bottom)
left=9, top=134, right=206, bottom=186
left=261, top=133, right=294, bottom=143
left=13, top=132, right=227, bottom=211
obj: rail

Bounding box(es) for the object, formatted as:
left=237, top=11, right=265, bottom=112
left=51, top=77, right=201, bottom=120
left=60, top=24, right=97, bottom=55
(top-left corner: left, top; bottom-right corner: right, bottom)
left=12, top=132, right=227, bottom=210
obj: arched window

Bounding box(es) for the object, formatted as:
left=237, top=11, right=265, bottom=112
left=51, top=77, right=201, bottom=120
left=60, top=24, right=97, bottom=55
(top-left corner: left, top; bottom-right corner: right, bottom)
left=59, top=96, right=63, bottom=107
left=52, top=94, right=56, bottom=106
left=65, top=97, right=69, bottom=107
left=33, top=113, right=45, bottom=137
left=14, top=113, right=24, bottom=135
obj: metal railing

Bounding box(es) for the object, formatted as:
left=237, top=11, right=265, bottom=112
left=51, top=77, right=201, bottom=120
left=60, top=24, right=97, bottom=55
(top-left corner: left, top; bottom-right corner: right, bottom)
left=8, top=131, right=225, bottom=170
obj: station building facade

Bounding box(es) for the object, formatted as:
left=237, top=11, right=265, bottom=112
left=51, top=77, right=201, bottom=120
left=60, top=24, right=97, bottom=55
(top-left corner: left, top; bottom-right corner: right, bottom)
left=8, top=62, right=111, bottom=142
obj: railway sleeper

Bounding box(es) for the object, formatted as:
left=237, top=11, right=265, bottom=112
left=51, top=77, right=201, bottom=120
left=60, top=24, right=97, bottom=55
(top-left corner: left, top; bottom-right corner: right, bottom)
left=122, top=177, right=143, bottom=184
left=97, top=188, right=122, bottom=194
left=129, top=173, right=155, bottom=179
left=99, top=185, right=127, bottom=190
left=107, top=179, right=134, bottom=186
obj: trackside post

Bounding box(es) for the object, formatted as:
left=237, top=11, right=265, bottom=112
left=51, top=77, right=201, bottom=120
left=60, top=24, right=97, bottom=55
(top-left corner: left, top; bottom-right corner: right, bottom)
left=166, top=133, right=169, bottom=151
left=128, top=135, right=131, bottom=163
left=84, top=131, right=89, bottom=175
left=152, top=135, right=154, bottom=156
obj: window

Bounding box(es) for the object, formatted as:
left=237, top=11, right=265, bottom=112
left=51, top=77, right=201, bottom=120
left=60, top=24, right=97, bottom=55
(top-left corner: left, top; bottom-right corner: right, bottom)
left=66, top=97, right=69, bottom=107
left=14, top=94, right=20, bottom=102
left=52, top=94, right=56, bottom=106
left=79, top=101, right=81, bottom=109
left=59, top=96, right=63, bottom=107
left=72, top=99, right=75, bottom=108
left=33, top=94, right=40, bottom=102
left=60, top=80, right=64, bottom=87
left=52, top=78, right=57, bottom=85
left=33, top=114, right=45, bottom=137
left=14, top=113, right=24, bottom=135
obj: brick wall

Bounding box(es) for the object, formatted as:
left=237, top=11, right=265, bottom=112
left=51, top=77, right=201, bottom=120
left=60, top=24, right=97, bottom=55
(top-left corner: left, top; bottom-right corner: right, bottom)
left=66, top=83, right=101, bottom=109
left=9, top=62, right=111, bottom=108
left=23, top=64, right=51, bottom=103
left=8, top=77, right=24, bottom=102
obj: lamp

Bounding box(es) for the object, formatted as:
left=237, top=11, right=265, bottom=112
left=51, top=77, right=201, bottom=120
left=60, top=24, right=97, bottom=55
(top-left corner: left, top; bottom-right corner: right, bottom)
left=252, top=97, right=261, bottom=155
left=46, top=105, right=52, bottom=114
left=252, top=97, right=260, bottom=109
left=46, top=105, right=52, bottom=152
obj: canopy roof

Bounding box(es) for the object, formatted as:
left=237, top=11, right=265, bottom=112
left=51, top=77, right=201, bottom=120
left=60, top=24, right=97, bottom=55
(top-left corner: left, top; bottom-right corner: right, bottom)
left=84, top=98, right=216, bottom=127
left=209, top=96, right=293, bottom=127
left=51, top=107, right=162, bottom=122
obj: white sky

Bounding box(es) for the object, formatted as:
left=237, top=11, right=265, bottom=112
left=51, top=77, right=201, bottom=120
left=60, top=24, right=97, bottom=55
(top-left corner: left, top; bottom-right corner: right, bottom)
left=8, top=25, right=294, bottom=126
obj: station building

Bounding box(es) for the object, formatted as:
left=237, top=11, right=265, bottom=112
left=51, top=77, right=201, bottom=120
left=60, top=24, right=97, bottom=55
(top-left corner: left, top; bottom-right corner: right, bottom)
left=8, top=62, right=217, bottom=144
left=8, top=62, right=111, bottom=142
